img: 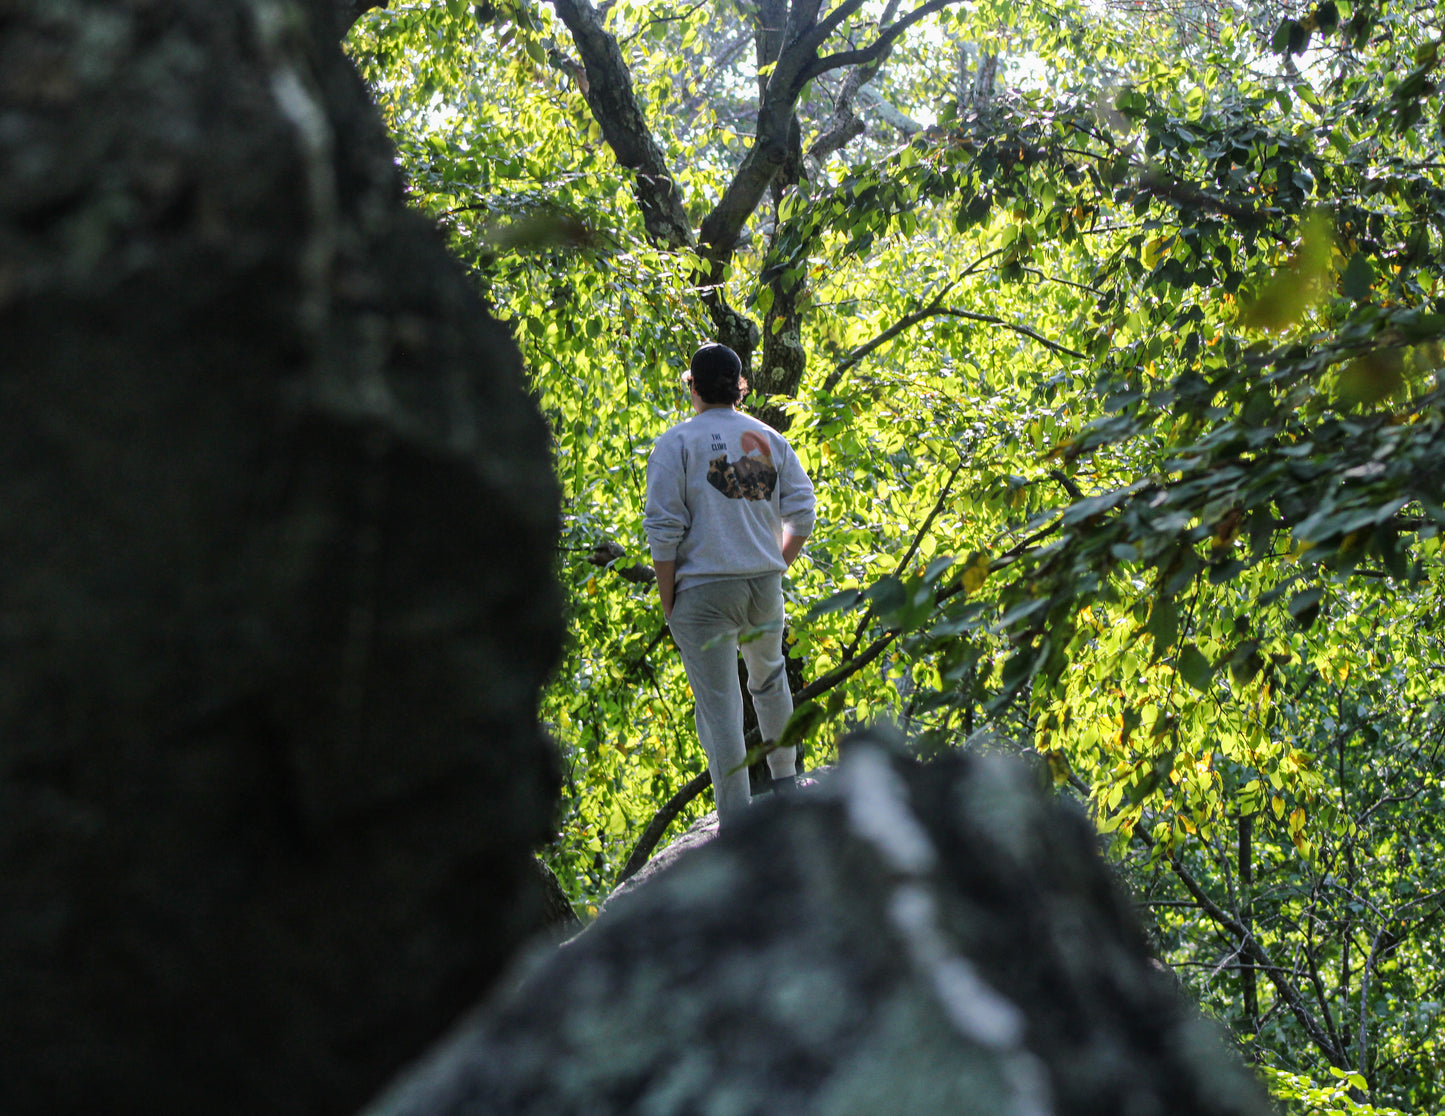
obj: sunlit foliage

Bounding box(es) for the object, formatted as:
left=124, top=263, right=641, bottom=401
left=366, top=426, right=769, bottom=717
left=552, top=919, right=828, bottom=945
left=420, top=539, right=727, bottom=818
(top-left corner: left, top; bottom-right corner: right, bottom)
left=348, top=0, right=1445, bottom=1107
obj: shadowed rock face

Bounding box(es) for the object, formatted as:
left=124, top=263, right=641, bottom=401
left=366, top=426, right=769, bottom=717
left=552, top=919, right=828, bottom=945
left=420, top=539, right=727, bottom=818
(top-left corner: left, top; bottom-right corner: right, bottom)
left=365, top=736, right=1273, bottom=1116
left=0, top=2, right=560, bottom=1113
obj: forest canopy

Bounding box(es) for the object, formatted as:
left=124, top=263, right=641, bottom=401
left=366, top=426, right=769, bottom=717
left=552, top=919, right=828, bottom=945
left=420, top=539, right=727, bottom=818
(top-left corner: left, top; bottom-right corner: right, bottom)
left=346, top=0, right=1444, bottom=1110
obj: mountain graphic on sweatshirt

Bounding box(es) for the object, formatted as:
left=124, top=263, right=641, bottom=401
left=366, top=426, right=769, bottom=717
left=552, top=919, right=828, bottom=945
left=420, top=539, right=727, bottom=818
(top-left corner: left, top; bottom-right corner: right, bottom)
left=706, top=430, right=777, bottom=501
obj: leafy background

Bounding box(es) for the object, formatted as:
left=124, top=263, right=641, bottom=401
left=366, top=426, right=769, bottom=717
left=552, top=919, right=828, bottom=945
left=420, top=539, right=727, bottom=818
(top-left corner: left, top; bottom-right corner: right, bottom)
left=347, top=1, right=1444, bottom=1109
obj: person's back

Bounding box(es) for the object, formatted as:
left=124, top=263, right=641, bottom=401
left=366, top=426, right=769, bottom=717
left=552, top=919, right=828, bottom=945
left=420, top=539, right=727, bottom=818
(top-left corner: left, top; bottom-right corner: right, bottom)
left=644, top=407, right=812, bottom=593
left=644, top=344, right=815, bottom=823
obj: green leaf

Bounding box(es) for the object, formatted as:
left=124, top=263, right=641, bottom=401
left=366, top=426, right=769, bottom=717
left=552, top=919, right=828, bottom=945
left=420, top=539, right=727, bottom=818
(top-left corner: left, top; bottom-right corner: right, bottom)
left=1288, top=586, right=1324, bottom=628
left=1340, top=252, right=1374, bottom=301
left=1062, top=481, right=1149, bottom=525
left=922, top=555, right=955, bottom=583
left=806, top=589, right=866, bottom=619
left=731, top=700, right=828, bottom=771
left=1126, top=749, right=1175, bottom=806
left=737, top=620, right=783, bottom=645
left=1228, top=640, right=1264, bottom=685
left=998, top=596, right=1050, bottom=629
left=998, top=645, right=1039, bottom=695
left=1147, top=595, right=1178, bottom=658
left=1177, top=645, right=1214, bottom=692
left=863, top=576, right=906, bottom=616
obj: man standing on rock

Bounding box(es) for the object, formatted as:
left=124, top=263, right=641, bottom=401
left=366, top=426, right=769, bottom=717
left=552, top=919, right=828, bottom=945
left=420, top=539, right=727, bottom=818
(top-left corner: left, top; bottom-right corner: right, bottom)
left=644, top=342, right=816, bottom=825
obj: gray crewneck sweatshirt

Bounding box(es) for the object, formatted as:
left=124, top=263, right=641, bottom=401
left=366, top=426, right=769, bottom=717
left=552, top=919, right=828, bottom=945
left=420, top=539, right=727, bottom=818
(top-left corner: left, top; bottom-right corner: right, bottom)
left=644, top=408, right=816, bottom=593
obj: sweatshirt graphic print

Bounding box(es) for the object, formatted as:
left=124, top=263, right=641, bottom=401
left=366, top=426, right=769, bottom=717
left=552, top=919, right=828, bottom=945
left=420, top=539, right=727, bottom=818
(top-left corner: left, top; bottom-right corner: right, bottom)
left=707, top=430, right=777, bottom=501
left=644, top=409, right=815, bottom=593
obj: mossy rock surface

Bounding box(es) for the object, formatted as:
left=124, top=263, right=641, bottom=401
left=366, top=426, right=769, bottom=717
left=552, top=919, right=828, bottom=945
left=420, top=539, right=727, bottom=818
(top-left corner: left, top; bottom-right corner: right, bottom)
left=366, top=736, right=1273, bottom=1116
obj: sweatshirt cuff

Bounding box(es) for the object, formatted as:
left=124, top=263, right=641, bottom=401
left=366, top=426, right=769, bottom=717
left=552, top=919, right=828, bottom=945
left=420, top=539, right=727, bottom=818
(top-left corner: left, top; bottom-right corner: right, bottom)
left=782, top=513, right=816, bottom=538
left=649, top=543, right=678, bottom=563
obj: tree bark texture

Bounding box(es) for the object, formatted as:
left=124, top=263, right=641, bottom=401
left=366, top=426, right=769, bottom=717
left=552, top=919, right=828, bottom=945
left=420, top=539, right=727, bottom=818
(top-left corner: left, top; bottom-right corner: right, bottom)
left=550, top=0, right=693, bottom=250
left=556, top=0, right=965, bottom=384
left=364, top=733, right=1276, bottom=1116
left=1239, top=813, right=1259, bottom=1030
left=0, top=2, right=561, bottom=1113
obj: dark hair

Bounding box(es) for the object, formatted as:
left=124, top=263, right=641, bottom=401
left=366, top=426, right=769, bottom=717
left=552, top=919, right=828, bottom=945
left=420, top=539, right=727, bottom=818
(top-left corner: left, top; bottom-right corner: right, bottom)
left=689, top=342, right=747, bottom=405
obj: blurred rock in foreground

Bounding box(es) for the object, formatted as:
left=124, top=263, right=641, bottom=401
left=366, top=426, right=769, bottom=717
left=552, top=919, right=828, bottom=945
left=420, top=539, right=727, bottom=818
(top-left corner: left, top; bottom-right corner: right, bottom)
left=0, top=2, right=560, bottom=1113
left=364, top=733, right=1271, bottom=1116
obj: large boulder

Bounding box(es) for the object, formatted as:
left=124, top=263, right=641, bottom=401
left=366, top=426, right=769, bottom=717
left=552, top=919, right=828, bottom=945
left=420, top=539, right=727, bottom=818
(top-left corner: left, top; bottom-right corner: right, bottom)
left=0, top=2, right=560, bottom=1113
left=364, top=734, right=1272, bottom=1116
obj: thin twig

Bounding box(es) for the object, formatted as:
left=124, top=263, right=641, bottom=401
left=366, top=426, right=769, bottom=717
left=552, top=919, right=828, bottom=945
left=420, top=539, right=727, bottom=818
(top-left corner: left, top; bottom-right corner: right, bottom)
left=844, top=457, right=965, bottom=660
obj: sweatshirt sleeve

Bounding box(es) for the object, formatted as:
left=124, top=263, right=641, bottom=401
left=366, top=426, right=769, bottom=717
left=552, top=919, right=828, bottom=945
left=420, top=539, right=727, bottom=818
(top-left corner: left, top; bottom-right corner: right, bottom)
left=776, top=438, right=817, bottom=538
left=643, top=432, right=690, bottom=562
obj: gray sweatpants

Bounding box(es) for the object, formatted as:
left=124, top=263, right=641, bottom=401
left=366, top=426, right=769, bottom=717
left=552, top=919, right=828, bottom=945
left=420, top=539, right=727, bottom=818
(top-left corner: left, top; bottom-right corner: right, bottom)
left=668, top=573, right=798, bottom=824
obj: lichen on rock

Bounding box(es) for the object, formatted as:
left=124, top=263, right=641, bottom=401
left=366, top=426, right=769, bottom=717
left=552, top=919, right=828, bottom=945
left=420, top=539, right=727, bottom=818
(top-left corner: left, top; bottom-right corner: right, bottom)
left=365, top=731, right=1274, bottom=1116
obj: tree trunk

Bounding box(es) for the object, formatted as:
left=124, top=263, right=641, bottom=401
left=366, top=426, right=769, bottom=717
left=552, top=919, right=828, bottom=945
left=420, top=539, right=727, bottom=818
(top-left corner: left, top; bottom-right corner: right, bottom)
left=1239, top=813, right=1259, bottom=1030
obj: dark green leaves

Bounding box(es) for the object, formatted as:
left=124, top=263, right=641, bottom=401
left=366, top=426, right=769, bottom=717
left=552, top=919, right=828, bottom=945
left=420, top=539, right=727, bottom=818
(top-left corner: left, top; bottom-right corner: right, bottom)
left=1288, top=586, right=1324, bottom=629
left=806, top=588, right=866, bottom=619
left=1228, top=640, right=1264, bottom=685
left=1148, top=595, right=1178, bottom=659
left=1341, top=253, right=1375, bottom=302
left=1062, top=480, right=1150, bottom=525
left=731, top=701, right=827, bottom=773
left=1177, top=645, right=1215, bottom=692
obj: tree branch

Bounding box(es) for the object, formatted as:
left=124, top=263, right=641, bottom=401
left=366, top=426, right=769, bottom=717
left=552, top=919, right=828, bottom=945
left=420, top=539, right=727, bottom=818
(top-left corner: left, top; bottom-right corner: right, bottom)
left=1017, top=265, right=1105, bottom=295
left=615, top=769, right=712, bottom=884
left=700, top=0, right=952, bottom=285
left=1072, top=765, right=1348, bottom=1069
left=843, top=457, right=964, bottom=659
left=856, top=85, right=924, bottom=135
left=550, top=0, right=694, bottom=248
left=822, top=277, right=961, bottom=391
left=807, top=113, right=867, bottom=166
left=1357, top=924, right=1388, bottom=1086
left=1166, top=852, right=1346, bottom=1067
left=804, top=0, right=962, bottom=82
left=799, top=0, right=867, bottom=53
left=1047, top=468, right=1083, bottom=501
left=1136, top=169, right=1286, bottom=238
left=805, top=0, right=905, bottom=168
left=935, top=306, right=1088, bottom=360
left=616, top=0, right=708, bottom=47
left=821, top=269, right=1082, bottom=392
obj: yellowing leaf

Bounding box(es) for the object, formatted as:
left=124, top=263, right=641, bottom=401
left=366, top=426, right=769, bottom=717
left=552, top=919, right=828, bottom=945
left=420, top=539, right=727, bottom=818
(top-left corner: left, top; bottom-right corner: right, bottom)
left=961, top=553, right=991, bottom=594
left=1337, top=348, right=1406, bottom=406
left=1142, top=234, right=1175, bottom=266
left=1238, top=213, right=1336, bottom=331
